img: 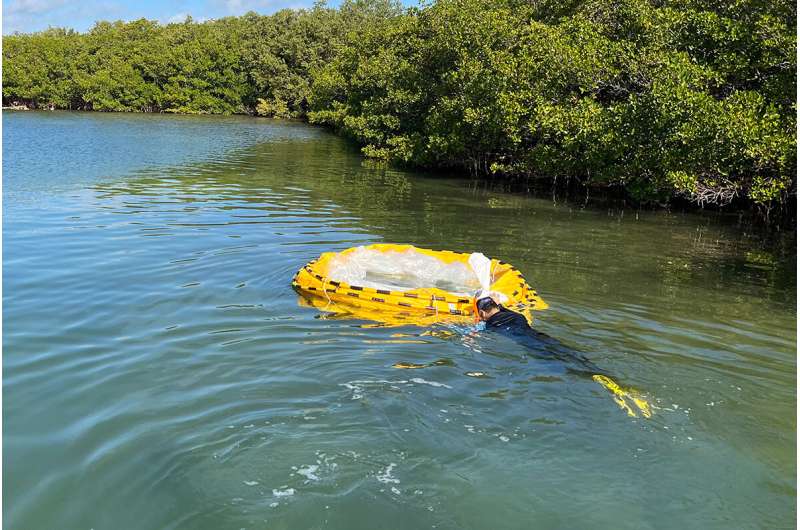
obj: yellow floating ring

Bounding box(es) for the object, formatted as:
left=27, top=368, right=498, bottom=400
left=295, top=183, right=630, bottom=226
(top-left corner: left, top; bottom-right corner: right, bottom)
left=292, top=243, right=548, bottom=326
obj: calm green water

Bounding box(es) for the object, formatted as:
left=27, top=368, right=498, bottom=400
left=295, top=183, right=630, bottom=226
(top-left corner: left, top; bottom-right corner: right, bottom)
left=4, top=111, right=796, bottom=529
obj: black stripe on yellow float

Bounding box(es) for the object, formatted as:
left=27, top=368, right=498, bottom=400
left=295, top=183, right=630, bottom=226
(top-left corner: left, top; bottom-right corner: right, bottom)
left=372, top=297, right=385, bottom=302
left=351, top=285, right=364, bottom=291
left=398, top=302, right=412, bottom=307
left=377, top=289, right=391, bottom=295
left=329, top=280, right=341, bottom=287
left=348, top=292, right=360, bottom=298
left=404, top=293, right=418, bottom=298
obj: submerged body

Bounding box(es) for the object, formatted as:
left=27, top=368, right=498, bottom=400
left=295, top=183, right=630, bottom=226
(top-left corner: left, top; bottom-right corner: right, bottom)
left=483, top=306, right=605, bottom=376
left=479, top=304, right=651, bottom=418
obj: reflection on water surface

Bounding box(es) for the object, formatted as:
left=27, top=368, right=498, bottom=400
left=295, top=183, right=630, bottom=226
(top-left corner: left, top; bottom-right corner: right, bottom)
left=4, top=111, right=796, bottom=530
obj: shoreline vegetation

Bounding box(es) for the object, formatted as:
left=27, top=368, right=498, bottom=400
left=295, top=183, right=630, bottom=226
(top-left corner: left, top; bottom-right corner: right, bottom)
left=3, top=0, right=795, bottom=228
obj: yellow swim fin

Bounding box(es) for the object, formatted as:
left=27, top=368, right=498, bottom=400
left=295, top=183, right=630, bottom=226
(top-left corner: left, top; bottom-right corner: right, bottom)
left=592, top=374, right=652, bottom=418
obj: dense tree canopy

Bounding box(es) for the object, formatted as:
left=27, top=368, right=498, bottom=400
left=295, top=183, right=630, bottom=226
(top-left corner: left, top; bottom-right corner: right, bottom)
left=2, top=1, right=402, bottom=115
left=3, top=0, right=795, bottom=220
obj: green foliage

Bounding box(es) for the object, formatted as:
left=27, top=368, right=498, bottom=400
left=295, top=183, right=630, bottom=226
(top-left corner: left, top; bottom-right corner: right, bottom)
left=1, top=2, right=394, bottom=115
left=3, top=28, right=84, bottom=108
left=309, top=0, right=795, bottom=214
left=2, top=0, right=795, bottom=217
left=256, top=96, right=291, bottom=118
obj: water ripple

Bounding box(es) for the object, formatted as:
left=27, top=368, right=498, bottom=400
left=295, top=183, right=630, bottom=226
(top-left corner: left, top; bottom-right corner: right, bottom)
left=4, top=112, right=795, bottom=530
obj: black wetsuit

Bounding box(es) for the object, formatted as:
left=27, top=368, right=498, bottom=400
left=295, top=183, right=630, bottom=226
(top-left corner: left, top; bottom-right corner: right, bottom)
left=484, top=306, right=606, bottom=376
left=485, top=306, right=533, bottom=332
left=484, top=306, right=557, bottom=345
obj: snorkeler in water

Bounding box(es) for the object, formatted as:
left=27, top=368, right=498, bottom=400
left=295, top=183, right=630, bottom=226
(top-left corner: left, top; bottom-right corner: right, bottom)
left=475, top=296, right=600, bottom=371
left=474, top=296, right=651, bottom=418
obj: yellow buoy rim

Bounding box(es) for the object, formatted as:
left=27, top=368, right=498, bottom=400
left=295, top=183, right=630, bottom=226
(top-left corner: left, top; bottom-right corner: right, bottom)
left=292, top=243, right=547, bottom=326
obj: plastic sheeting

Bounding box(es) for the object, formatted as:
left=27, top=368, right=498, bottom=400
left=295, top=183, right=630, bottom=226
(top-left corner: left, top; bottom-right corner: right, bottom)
left=469, top=252, right=509, bottom=305
left=468, top=252, right=493, bottom=292
left=327, top=246, right=483, bottom=295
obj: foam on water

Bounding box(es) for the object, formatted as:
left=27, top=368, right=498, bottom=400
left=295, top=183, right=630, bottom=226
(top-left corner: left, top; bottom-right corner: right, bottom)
left=272, top=487, right=295, bottom=498
left=297, top=465, right=320, bottom=482
left=409, top=377, right=451, bottom=388
left=340, top=378, right=452, bottom=400
left=376, top=463, right=399, bottom=484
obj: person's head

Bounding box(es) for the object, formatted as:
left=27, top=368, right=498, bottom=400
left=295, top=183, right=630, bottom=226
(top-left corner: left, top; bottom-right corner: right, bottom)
left=476, top=296, right=500, bottom=321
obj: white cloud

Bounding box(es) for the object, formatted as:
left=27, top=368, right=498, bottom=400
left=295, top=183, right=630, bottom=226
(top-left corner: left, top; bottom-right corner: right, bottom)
left=164, top=12, right=210, bottom=24
left=5, top=0, right=68, bottom=16
left=3, top=1, right=126, bottom=34
left=2, top=0, right=317, bottom=34
left=209, top=0, right=283, bottom=16
left=166, top=12, right=190, bottom=23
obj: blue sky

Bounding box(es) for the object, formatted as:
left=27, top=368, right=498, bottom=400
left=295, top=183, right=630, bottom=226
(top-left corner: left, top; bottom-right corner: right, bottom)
left=3, top=0, right=411, bottom=35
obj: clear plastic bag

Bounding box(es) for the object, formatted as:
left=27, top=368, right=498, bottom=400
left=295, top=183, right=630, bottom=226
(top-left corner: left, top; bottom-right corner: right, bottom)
left=469, top=252, right=508, bottom=304
left=327, top=246, right=483, bottom=295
